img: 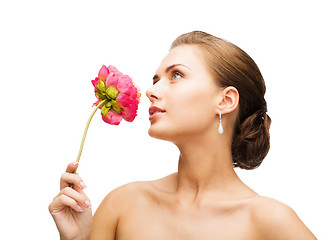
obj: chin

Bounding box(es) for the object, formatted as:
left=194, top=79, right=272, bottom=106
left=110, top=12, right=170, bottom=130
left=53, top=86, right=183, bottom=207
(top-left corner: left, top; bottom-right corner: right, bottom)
left=148, top=125, right=174, bottom=141
left=148, top=125, right=193, bottom=145
left=148, top=127, right=166, bottom=140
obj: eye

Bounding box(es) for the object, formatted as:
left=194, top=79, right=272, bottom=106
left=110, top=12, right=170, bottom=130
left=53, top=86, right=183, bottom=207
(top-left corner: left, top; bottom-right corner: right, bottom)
left=171, top=71, right=183, bottom=80
left=152, top=75, right=159, bottom=85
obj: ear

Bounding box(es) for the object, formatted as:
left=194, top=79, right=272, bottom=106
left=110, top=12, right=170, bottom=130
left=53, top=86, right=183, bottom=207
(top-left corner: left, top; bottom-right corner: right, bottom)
left=216, top=86, right=239, bottom=115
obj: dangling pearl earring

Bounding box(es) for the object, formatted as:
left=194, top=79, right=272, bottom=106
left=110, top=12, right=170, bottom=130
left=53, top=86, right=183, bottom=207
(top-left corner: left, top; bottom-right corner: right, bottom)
left=218, top=111, right=223, bottom=134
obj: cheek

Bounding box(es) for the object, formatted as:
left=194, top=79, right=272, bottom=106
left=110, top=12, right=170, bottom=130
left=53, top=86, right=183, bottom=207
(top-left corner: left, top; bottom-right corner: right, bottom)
left=171, top=86, right=215, bottom=127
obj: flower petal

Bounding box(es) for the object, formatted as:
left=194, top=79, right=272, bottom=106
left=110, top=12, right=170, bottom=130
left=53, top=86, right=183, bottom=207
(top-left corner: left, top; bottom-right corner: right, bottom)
left=107, top=65, right=119, bottom=74
left=98, top=65, right=110, bottom=82
left=117, top=75, right=138, bottom=97
left=91, top=77, right=100, bottom=91
left=105, top=72, right=119, bottom=89
left=116, top=93, right=131, bottom=107
left=101, top=110, right=123, bottom=125
left=122, top=98, right=139, bottom=122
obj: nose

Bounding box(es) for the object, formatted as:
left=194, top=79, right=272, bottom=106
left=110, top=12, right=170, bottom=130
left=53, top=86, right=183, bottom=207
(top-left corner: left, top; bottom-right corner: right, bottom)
left=146, top=85, right=159, bottom=102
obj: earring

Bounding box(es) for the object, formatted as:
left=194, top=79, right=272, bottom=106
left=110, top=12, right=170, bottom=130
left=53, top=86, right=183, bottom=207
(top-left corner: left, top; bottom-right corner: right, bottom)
left=218, top=111, right=223, bottom=134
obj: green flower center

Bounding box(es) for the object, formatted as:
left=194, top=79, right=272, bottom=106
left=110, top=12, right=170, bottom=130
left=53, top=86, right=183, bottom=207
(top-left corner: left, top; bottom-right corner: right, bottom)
left=95, top=81, right=121, bottom=117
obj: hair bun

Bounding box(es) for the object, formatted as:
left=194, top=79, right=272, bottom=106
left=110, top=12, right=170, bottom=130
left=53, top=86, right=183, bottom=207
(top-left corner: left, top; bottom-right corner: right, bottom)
left=232, top=109, right=271, bottom=169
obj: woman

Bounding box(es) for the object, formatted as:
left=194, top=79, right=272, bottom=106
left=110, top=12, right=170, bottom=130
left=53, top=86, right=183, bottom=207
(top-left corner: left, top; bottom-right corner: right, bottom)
left=49, top=31, right=316, bottom=239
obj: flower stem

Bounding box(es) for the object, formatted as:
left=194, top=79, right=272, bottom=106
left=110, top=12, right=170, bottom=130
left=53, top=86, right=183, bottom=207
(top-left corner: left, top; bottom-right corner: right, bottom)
left=70, top=100, right=105, bottom=187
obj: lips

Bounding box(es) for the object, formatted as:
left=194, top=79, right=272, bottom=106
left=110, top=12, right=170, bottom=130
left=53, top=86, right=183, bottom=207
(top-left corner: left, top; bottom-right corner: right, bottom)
left=149, top=106, right=165, bottom=119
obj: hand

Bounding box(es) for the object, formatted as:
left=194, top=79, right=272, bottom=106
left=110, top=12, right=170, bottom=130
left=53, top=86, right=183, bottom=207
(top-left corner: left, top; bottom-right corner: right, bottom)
left=49, top=162, right=92, bottom=240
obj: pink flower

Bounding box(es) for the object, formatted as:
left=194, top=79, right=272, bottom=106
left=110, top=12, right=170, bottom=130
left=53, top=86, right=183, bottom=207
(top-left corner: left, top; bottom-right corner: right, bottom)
left=91, top=65, right=140, bottom=125
left=71, top=64, right=140, bottom=173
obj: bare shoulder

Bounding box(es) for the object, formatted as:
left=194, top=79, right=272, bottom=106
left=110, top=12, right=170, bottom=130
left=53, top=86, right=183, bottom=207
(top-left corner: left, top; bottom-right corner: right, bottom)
left=250, top=196, right=316, bottom=239
left=94, top=173, right=174, bottom=213
left=105, top=180, right=152, bottom=201
left=96, top=180, right=154, bottom=213
left=90, top=180, right=154, bottom=239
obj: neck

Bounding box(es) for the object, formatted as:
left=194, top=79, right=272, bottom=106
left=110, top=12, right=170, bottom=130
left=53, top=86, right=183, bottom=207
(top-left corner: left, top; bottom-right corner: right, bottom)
left=173, top=132, right=245, bottom=203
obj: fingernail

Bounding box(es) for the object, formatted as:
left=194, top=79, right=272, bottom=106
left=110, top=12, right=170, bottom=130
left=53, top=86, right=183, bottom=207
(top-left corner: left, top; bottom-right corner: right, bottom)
left=77, top=205, right=83, bottom=212
left=85, top=200, right=92, bottom=208
left=80, top=181, right=87, bottom=189
left=72, top=162, right=78, bottom=166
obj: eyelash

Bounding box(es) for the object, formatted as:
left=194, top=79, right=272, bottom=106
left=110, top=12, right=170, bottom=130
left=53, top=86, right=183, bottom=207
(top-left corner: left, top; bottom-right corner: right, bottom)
left=171, top=70, right=183, bottom=80
left=152, top=70, right=183, bottom=85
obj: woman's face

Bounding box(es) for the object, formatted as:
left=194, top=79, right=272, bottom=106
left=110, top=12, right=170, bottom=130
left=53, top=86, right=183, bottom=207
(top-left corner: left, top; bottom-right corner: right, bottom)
left=146, top=45, right=221, bottom=143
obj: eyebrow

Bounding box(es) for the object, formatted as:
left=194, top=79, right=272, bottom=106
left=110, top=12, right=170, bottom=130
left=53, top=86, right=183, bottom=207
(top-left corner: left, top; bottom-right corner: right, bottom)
left=153, top=64, right=191, bottom=80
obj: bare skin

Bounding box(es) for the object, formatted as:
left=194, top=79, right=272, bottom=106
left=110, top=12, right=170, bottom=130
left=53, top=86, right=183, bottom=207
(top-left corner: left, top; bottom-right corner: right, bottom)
left=50, top=45, right=316, bottom=239
left=49, top=162, right=93, bottom=240
left=91, top=173, right=315, bottom=240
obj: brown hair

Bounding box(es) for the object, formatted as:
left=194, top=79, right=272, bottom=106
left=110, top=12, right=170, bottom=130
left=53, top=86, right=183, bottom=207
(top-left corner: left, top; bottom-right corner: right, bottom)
left=171, top=31, right=271, bottom=170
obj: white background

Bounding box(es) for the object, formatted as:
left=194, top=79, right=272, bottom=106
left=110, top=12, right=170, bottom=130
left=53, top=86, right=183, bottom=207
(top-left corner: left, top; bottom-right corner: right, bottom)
left=0, top=0, right=330, bottom=239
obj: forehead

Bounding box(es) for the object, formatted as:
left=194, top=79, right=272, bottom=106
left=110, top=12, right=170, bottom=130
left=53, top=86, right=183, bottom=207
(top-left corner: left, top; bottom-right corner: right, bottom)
left=156, top=45, right=207, bottom=72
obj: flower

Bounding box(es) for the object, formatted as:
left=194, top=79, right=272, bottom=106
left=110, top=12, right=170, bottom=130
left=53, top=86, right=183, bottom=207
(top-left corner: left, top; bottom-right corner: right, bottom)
left=92, top=65, right=140, bottom=125
left=70, top=65, right=140, bottom=182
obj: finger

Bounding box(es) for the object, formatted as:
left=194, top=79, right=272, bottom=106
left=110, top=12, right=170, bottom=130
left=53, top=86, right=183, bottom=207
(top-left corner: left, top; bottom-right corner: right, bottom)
left=66, top=162, right=79, bottom=173
left=60, top=172, right=87, bottom=191
left=53, top=184, right=89, bottom=201
left=50, top=193, right=84, bottom=214
left=57, top=187, right=92, bottom=209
